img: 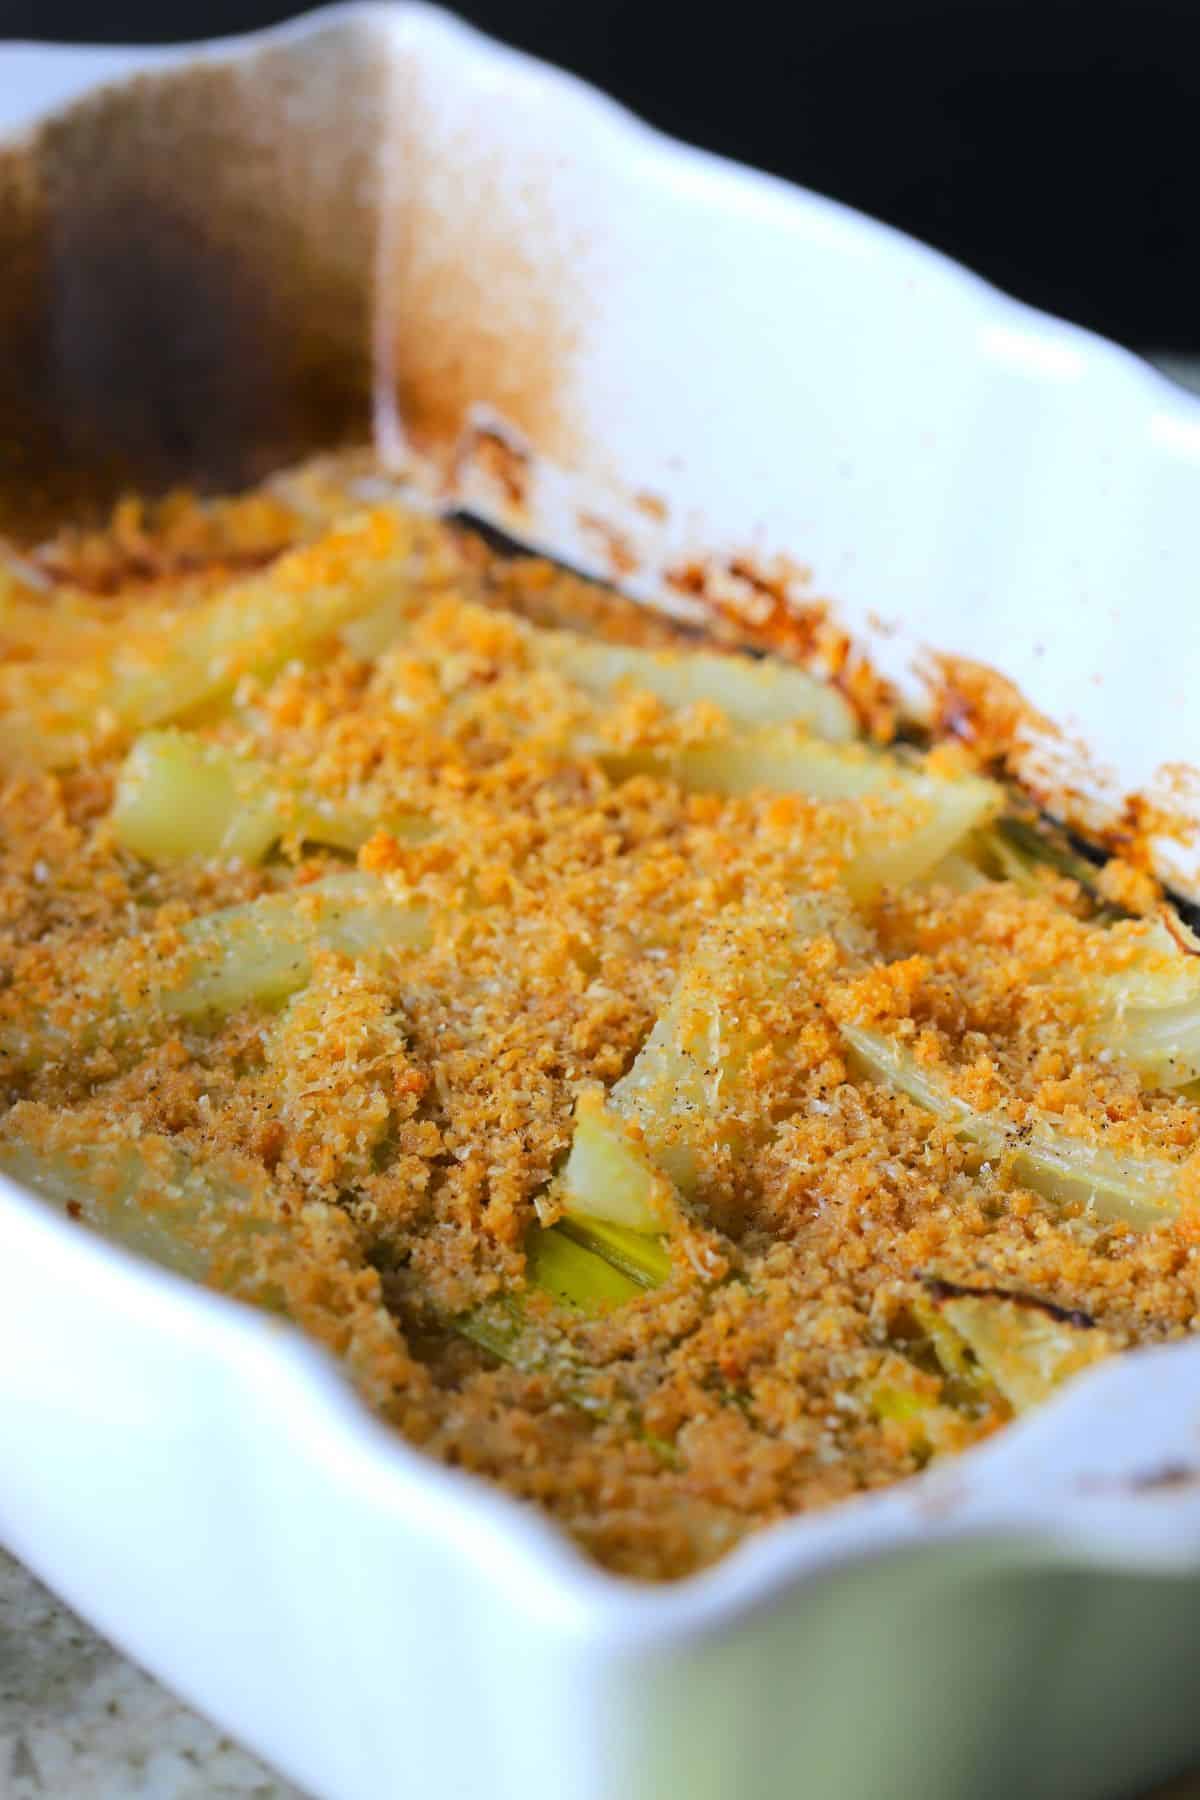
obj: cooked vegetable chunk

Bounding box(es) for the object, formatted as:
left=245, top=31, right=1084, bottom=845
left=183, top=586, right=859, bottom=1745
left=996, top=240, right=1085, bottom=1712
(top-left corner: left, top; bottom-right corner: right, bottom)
left=927, top=1284, right=1115, bottom=1412
left=543, top=633, right=857, bottom=739
left=2, top=475, right=1195, bottom=1584
left=0, top=509, right=429, bottom=766
left=557, top=1088, right=680, bottom=1233
left=603, top=729, right=1000, bottom=897
left=842, top=1023, right=1182, bottom=1231
left=560, top=893, right=863, bottom=1219
left=1080, top=917, right=1200, bottom=1089
left=0, top=1115, right=284, bottom=1293
left=0, top=873, right=431, bottom=1074
left=113, top=730, right=427, bottom=866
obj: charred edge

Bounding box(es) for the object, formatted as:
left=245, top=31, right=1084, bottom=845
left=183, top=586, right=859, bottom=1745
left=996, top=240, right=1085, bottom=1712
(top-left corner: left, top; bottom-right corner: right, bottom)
left=1159, top=904, right=1200, bottom=956
left=449, top=525, right=847, bottom=674
left=448, top=510, right=605, bottom=586
left=1127, top=1462, right=1200, bottom=1492
left=921, top=1274, right=1096, bottom=1331
left=634, top=491, right=668, bottom=523
left=989, top=805, right=1200, bottom=935
left=664, top=559, right=825, bottom=650
left=1077, top=1461, right=1200, bottom=1497
left=1066, top=788, right=1200, bottom=923
left=1017, top=814, right=1200, bottom=937
left=455, top=425, right=531, bottom=512
left=1168, top=892, right=1200, bottom=937
left=663, top=555, right=898, bottom=738
left=448, top=511, right=708, bottom=643
left=448, top=528, right=1200, bottom=905
left=576, top=513, right=638, bottom=579
left=928, top=657, right=1040, bottom=769
left=1001, top=805, right=1108, bottom=872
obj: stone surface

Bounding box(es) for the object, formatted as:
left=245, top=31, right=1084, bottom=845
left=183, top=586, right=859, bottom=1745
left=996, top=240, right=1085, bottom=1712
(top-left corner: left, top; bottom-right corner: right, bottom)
left=0, top=1549, right=304, bottom=1799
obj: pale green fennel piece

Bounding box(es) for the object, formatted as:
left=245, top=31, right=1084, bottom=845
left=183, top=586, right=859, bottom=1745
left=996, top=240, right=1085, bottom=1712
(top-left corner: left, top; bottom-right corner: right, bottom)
left=842, top=1022, right=1181, bottom=1231
left=0, top=872, right=432, bottom=1072
left=113, top=729, right=429, bottom=867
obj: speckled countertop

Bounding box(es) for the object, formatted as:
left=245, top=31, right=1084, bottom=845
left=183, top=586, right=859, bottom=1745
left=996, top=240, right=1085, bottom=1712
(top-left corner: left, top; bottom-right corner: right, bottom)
left=0, top=1549, right=304, bottom=1798
left=2, top=353, right=1199, bottom=1800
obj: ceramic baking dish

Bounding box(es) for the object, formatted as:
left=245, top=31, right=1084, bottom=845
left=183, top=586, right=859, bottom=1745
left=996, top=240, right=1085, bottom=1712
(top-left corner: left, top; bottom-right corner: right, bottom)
left=2, top=9, right=1200, bottom=1798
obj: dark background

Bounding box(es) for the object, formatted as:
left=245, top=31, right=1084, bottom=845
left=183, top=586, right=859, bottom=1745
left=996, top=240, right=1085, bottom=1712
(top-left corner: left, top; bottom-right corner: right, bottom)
left=2, top=0, right=1198, bottom=351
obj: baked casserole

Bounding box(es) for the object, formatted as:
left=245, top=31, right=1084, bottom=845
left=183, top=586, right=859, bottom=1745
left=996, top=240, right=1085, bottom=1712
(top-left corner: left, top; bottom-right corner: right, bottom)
left=2, top=465, right=1198, bottom=1581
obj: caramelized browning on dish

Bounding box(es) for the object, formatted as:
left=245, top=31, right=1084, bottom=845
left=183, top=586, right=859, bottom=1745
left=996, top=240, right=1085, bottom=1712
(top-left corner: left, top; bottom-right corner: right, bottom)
left=2, top=469, right=1199, bottom=1580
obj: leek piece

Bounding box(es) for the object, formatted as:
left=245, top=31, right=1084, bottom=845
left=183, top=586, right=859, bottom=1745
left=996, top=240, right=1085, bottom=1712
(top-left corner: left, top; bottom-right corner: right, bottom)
left=910, top=1293, right=987, bottom=1398
left=604, top=956, right=752, bottom=1200
left=456, top=1226, right=678, bottom=1457
left=870, top=1382, right=935, bottom=1424
left=840, top=773, right=1001, bottom=901
left=842, top=1023, right=1181, bottom=1231
left=456, top=1225, right=643, bottom=1379
left=452, top=1302, right=544, bottom=1370
left=982, top=816, right=1110, bottom=901
left=874, top=1299, right=997, bottom=1431
left=866, top=1365, right=980, bottom=1461
left=526, top=1224, right=645, bottom=1311
left=112, top=729, right=427, bottom=867
left=543, top=633, right=857, bottom=741
left=556, top=1214, right=673, bottom=1288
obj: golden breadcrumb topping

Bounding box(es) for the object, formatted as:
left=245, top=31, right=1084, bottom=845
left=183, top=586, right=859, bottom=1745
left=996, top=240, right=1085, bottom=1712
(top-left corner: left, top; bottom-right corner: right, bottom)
left=2, top=471, right=1198, bottom=1582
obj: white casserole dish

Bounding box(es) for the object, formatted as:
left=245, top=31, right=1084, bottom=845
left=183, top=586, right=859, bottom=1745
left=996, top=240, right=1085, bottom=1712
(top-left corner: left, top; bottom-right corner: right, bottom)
left=2, top=8, right=1200, bottom=1797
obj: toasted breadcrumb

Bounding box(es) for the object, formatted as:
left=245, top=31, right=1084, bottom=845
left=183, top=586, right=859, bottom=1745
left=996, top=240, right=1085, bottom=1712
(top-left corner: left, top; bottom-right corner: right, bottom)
left=1, top=472, right=1198, bottom=1582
